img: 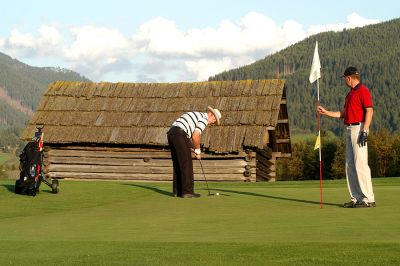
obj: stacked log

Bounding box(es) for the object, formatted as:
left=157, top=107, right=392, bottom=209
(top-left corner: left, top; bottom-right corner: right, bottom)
left=43, top=146, right=256, bottom=181
left=255, top=147, right=276, bottom=181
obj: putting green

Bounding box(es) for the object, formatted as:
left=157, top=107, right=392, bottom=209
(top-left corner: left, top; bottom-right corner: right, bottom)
left=1, top=178, right=399, bottom=265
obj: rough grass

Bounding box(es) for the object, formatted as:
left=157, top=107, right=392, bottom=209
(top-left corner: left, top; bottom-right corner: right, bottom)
left=0, top=152, right=13, bottom=164
left=1, top=178, right=399, bottom=265
left=0, top=152, right=18, bottom=170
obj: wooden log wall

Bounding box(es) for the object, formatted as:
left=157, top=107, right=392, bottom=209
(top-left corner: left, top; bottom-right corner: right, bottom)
left=255, top=147, right=276, bottom=181
left=43, top=146, right=257, bottom=182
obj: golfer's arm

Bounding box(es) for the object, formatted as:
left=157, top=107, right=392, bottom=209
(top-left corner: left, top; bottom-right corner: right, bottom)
left=363, top=107, right=373, bottom=132
left=192, top=130, right=201, bottom=150
left=323, top=110, right=342, bottom=119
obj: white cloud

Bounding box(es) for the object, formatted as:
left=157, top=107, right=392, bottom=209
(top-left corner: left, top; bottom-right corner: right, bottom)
left=3, top=26, right=63, bottom=57
left=0, top=12, right=380, bottom=82
left=65, top=25, right=132, bottom=61
left=129, top=12, right=308, bottom=80
left=282, top=20, right=306, bottom=48
left=8, top=29, right=35, bottom=48
left=185, top=56, right=254, bottom=81
left=133, top=17, right=186, bottom=55
left=133, top=12, right=289, bottom=57
left=63, top=25, right=134, bottom=80
left=38, top=26, right=62, bottom=49
left=307, top=12, right=380, bottom=36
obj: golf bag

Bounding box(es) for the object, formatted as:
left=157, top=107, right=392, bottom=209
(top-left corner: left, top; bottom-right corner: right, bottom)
left=14, top=126, right=59, bottom=196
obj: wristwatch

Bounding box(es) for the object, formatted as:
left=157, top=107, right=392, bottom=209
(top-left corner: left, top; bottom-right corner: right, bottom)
left=194, top=148, right=201, bottom=155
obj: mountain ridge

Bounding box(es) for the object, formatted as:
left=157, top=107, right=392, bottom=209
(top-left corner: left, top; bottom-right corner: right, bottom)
left=0, top=51, right=90, bottom=129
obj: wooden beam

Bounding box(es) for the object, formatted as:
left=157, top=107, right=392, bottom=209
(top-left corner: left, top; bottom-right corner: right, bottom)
left=256, top=149, right=272, bottom=160
left=277, top=153, right=292, bottom=158
left=277, top=119, right=289, bottom=124
left=46, top=149, right=172, bottom=159
left=276, top=139, right=290, bottom=144
left=257, top=162, right=274, bottom=174
left=256, top=169, right=274, bottom=181
left=45, top=164, right=254, bottom=174
left=46, top=149, right=247, bottom=159
left=44, top=156, right=252, bottom=167
left=46, top=172, right=251, bottom=181
left=256, top=157, right=274, bottom=168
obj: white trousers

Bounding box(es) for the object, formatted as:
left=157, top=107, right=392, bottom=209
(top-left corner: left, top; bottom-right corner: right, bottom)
left=345, top=123, right=375, bottom=203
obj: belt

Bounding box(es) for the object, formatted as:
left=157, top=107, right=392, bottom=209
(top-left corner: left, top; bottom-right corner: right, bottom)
left=346, top=122, right=361, bottom=126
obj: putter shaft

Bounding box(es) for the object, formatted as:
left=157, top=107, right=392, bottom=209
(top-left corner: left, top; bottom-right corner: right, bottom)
left=199, top=159, right=211, bottom=195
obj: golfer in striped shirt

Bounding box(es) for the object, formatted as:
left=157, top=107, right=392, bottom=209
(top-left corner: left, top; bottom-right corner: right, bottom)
left=167, top=106, right=221, bottom=198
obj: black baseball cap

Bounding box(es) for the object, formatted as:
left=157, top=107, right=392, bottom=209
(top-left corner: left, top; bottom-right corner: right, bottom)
left=342, top=66, right=360, bottom=77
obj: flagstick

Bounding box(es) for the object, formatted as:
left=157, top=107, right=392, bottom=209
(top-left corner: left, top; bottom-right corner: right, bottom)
left=317, top=79, right=323, bottom=208
left=310, top=41, right=322, bottom=208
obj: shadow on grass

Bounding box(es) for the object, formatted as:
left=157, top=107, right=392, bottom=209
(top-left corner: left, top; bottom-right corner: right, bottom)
left=122, top=184, right=174, bottom=197
left=1, top=184, right=15, bottom=193
left=205, top=188, right=342, bottom=207
left=122, top=183, right=341, bottom=206
left=0, top=183, right=54, bottom=195
left=40, top=188, right=56, bottom=194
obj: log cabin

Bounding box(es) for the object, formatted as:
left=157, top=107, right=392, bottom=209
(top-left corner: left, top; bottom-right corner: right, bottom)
left=21, top=80, right=291, bottom=181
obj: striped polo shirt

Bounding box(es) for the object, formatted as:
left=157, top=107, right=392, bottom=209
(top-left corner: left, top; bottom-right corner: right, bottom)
left=172, top=112, right=208, bottom=138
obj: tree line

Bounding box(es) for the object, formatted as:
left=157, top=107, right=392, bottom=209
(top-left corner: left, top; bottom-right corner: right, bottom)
left=276, top=129, right=400, bottom=180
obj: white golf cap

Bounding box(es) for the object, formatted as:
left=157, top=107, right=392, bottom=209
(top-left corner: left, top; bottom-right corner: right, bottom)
left=207, top=106, right=222, bottom=125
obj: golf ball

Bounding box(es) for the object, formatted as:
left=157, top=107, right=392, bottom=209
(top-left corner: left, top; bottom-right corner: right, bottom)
left=216, top=192, right=219, bottom=196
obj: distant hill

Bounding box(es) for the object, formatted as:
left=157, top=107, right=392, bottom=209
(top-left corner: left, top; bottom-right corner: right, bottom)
left=0, top=52, right=90, bottom=129
left=210, top=18, right=400, bottom=134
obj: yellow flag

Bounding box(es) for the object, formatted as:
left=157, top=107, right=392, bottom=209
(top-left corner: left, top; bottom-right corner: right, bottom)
left=314, top=134, right=321, bottom=150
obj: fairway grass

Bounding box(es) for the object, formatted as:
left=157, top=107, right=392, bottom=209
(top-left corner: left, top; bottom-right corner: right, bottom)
left=1, top=178, right=399, bottom=265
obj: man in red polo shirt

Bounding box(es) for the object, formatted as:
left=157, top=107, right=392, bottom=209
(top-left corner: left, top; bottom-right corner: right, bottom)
left=318, top=66, right=376, bottom=208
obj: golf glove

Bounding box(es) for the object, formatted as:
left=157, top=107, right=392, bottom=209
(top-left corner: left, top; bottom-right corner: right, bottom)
left=358, top=130, right=368, bottom=147
left=193, top=148, right=201, bottom=160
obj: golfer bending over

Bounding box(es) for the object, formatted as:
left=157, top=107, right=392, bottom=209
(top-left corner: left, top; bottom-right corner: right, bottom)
left=318, top=66, right=375, bottom=208
left=167, top=106, right=221, bottom=198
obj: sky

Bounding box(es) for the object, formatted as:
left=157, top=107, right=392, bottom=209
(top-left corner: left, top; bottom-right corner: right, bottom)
left=1, top=0, right=398, bottom=82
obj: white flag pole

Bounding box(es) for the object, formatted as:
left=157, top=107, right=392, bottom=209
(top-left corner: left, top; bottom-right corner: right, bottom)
left=309, top=41, right=323, bottom=208
left=317, top=78, right=322, bottom=208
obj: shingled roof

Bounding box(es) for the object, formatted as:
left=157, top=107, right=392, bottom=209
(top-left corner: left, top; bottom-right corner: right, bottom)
left=21, top=80, right=288, bottom=153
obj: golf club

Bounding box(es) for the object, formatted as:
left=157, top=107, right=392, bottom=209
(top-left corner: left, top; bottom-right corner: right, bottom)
left=198, top=159, right=218, bottom=196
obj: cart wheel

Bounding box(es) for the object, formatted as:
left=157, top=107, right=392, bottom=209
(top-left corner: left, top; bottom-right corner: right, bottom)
left=51, top=180, right=59, bottom=194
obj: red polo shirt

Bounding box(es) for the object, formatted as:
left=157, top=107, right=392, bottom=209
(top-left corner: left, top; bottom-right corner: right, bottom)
left=343, top=83, right=373, bottom=125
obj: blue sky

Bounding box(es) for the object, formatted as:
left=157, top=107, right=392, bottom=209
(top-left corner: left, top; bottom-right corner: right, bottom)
left=1, top=0, right=399, bottom=82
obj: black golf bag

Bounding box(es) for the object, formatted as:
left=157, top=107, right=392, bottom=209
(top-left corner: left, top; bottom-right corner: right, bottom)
left=14, top=127, right=59, bottom=196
